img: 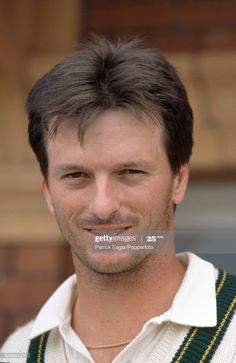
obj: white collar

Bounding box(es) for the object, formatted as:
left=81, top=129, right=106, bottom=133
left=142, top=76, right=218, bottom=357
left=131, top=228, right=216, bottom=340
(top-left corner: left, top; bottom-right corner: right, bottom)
left=146, top=252, right=217, bottom=328
left=29, top=252, right=217, bottom=339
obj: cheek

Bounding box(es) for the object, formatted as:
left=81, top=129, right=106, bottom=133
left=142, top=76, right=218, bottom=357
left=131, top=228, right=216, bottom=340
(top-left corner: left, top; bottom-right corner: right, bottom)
left=141, top=178, right=172, bottom=201
left=49, top=188, right=86, bottom=219
left=136, top=180, right=173, bottom=212
left=122, top=184, right=157, bottom=217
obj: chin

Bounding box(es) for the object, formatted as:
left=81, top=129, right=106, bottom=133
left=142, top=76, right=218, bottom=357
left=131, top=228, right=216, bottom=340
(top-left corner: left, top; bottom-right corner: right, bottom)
left=78, top=249, right=149, bottom=275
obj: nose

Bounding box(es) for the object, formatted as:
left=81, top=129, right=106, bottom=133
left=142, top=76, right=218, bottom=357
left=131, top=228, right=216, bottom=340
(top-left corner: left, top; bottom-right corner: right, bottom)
left=89, top=176, right=120, bottom=220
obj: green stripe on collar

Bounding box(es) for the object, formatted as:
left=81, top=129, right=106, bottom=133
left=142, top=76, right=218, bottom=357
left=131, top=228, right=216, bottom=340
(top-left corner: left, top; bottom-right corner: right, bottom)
left=27, top=330, right=50, bottom=363
left=171, top=269, right=236, bottom=362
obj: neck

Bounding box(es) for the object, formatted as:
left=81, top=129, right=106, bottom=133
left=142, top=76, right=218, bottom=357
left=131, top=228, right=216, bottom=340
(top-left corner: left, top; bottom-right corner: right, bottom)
left=71, top=252, right=186, bottom=346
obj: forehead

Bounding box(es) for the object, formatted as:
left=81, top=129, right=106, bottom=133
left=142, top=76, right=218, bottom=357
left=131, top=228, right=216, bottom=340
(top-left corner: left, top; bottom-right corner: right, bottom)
left=46, top=110, right=167, bottom=165
left=49, top=109, right=163, bottom=143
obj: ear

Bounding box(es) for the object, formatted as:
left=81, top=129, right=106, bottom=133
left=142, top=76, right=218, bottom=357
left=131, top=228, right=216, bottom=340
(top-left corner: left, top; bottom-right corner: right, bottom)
left=41, top=177, right=55, bottom=214
left=172, top=164, right=189, bottom=205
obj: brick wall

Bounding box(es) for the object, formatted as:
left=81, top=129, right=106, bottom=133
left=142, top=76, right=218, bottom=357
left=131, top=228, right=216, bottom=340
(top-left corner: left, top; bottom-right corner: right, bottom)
left=85, top=0, right=236, bottom=51
left=0, top=243, right=74, bottom=346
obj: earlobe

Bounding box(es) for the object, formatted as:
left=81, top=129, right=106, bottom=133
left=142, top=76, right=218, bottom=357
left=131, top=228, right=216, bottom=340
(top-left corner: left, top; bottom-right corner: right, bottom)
left=41, top=178, right=55, bottom=214
left=172, top=164, right=189, bottom=205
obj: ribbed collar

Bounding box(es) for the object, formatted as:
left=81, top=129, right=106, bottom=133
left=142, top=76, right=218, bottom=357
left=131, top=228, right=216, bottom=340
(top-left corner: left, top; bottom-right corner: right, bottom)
left=29, top=252, right=217, bottom=339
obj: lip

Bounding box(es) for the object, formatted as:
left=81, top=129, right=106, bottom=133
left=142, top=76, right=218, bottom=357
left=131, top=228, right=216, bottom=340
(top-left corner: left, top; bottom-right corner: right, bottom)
left=84, top=225, right=131, bottom=232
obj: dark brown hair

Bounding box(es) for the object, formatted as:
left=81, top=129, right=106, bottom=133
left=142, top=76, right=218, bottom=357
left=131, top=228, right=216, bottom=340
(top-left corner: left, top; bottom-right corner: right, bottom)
left=26, top=36, right=193, bottom=177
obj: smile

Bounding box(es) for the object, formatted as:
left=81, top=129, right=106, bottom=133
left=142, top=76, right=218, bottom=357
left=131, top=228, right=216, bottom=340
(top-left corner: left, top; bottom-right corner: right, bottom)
left=84, top=226, right=131, bottom=235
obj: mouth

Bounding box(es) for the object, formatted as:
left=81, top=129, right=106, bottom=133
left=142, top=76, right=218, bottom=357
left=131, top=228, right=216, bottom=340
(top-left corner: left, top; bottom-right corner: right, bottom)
left=84, top=226, right=131, bottom=236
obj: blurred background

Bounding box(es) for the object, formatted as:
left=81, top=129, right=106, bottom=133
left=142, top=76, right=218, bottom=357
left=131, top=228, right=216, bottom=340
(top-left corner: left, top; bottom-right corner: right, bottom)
left=0, top=0, right=235, bottom=345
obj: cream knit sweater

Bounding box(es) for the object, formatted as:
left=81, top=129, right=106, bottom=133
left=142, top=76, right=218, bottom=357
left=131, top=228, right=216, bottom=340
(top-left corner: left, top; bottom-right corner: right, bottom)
left=1, top=314, right=236, bottom=362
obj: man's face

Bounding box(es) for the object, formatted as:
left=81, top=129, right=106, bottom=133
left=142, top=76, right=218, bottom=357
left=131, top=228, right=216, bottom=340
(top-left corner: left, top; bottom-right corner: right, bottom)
left=42, top=109, right=188, bottom=274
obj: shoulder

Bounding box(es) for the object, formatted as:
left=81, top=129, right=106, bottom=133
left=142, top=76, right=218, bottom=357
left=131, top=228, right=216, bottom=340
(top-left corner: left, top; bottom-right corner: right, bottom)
left=0, top=320, right=34, bottom=353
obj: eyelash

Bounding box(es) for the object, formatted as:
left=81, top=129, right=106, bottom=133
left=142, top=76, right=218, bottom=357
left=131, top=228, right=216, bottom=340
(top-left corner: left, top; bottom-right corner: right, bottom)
left=65, top=171, right=85, bottom=179
left=119, top=169, right=144, bottom=175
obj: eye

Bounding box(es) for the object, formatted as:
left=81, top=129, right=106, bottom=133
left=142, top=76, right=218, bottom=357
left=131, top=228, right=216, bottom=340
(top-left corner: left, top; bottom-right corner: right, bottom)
left=65, top=171, right=85, bottom=179
left=119, top=169, right=145, bottom=176
left=126, top=169, right=143, bottom=174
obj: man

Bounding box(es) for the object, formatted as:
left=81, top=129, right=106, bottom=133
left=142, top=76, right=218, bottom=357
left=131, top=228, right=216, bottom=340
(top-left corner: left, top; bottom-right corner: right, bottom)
left=1, top=36, right=236, bottom=363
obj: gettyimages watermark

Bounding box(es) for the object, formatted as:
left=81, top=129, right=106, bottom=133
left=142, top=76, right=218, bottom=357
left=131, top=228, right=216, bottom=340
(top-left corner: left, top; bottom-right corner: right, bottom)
left=89, top=228, right=236, bottom=254
left=91, top=230, right=174, bottom=253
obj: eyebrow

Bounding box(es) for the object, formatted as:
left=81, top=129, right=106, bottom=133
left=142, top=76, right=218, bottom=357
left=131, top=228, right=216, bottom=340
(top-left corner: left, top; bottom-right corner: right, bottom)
left=53, top=161, right=156, bottom=176
left=53, top=164, right=89, bottom=176
left=113, top=161, right=156, bottom=171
